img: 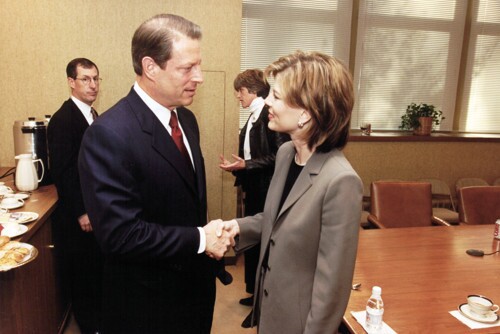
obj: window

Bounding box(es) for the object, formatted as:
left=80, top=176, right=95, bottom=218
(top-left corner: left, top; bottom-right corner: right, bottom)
left=241, top=0, right=500, bottom=133
left=459, top=0, right=500, bottom=132
left=353, top=0, right=467, bottom=130
left=240, top=0, right=353, bottom=128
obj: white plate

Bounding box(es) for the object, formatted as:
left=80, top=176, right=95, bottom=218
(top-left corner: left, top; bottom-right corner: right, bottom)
left=459, top=303, right=500, bottom=324
left=4, top=193, right=30, bottom=200
left=0, top=212, right=38, bottom=224
left=0, top=201, right=24, bottom=210
left=0, top=242, right=38, bottom=272
left=1, top=224, right=28, bottom=238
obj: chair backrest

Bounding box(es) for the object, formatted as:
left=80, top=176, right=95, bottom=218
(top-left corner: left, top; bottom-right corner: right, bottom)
left=419, top=178, right=456, bottom=210
left=370, top=181, right=433, bottom=228
left=458, top=186, right=500, bottom=225
left=455, top=178, right=489, bottom=194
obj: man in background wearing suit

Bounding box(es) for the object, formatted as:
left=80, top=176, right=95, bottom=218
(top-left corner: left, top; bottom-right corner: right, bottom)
left=78, top=14, right=233, bottom=334
left=48, top=58, right=103, bottom=334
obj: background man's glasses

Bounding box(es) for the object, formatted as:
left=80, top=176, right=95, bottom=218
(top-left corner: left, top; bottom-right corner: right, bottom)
left=75, top=77, right=102, bottom=85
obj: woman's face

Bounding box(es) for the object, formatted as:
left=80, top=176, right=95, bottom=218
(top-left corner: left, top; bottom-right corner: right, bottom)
left=235, top=87, right=257, bottom=108
left=264, top=78, right=304, bottom=135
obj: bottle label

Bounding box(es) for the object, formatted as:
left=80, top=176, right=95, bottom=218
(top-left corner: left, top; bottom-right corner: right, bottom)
left=366, top=308, right=384, bottom=331
left=494, top=220, right=500, bottom=240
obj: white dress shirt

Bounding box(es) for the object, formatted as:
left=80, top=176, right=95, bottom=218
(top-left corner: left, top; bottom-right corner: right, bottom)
left=71, top=96, right=95, bottom=125
left=243, top=97, right=265, bottom=160
left=133, top=82, right=205, bottom=254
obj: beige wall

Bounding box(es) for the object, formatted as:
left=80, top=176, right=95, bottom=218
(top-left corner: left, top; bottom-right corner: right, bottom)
left=344, top=141, right=500, bottom=198
left=3, top=1, right=498, bottom=223
left=0, top=0, right=242, bottom=220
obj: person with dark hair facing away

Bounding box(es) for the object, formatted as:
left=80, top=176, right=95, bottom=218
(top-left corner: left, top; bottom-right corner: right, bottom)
left=219, top=69, right=289, bottom=328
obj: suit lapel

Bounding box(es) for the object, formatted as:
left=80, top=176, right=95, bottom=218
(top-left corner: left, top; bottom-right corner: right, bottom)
left=178, top=109, right=205, bottom=199
left=125, top=89, right=198, bottom=194
left=68, top=99, right=90, bottom=132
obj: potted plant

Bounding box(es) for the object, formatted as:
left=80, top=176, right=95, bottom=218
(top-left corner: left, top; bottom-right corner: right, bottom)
left=399, top=103, right=445, bottom=136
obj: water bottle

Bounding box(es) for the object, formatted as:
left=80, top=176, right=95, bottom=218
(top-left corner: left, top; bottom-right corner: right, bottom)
left=366, top=286, right=384, bottom=332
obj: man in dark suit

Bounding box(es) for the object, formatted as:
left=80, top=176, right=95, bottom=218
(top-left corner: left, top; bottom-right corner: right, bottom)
left=78, top=14, right=233, bottom=334
left=47, top=58, right=103, bottom=334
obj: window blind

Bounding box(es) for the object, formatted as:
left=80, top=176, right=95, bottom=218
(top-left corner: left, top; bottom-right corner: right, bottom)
left=459, top=0, right=500, bottom=132
left=353, top=0, right=467, bottom=131
left=240, top=0, right=353, bottom=129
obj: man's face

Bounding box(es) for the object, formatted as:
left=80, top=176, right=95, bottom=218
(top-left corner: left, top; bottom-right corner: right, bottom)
left=68, top=65, right=99, bottom=106
left=155, top=36, right=203, bottom=110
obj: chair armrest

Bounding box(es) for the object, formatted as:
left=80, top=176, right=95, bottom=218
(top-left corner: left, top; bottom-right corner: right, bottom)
left=432, top=216, right=451, bottom=226
left=367, top=214, right=386, bottom=229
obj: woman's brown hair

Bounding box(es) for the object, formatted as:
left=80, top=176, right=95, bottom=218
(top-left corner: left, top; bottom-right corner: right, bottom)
left=265, top=50, right=354, bottom=152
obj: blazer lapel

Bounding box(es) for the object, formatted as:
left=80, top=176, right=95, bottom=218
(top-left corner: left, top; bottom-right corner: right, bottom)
left=275, top=151, right=328, bottom=223
left=266, top=144, right=293, bottom=222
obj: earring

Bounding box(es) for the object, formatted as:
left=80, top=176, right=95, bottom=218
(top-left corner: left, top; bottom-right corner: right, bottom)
left=298, top=120, right=304, bottom=128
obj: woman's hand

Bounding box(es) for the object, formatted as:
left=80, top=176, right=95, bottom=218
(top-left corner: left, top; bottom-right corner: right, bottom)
left=219, top=154, right=246, bottom=172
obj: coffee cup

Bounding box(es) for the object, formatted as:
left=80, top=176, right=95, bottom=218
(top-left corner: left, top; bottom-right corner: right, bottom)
left=0, top=197, right=24, bottom=208
left=467, top=295, right=499, bottom=316
left=0, top=185, right=13, bottom=195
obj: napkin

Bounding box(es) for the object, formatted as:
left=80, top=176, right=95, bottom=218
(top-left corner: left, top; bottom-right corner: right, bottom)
left=351, top=311, right=397, bottom=334
left=449, top=310, right=500, bottom=329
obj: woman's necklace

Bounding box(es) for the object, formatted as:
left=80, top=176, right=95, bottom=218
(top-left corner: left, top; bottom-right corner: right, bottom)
left=294, top=153, right=307, bottom=166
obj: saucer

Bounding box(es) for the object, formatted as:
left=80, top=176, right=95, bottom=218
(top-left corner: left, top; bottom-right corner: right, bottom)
left=0, top=212, right=38, bottom=224
left=0, top=201, right=24, bottom=210
left=0, top=224, right=28, bottom=238
left=459, top=303, right=500, bottom=323
left=4, top=193, right=30, bottom=200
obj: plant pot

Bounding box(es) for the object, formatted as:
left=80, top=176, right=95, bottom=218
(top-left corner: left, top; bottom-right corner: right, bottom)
left=413, top=117, right=433, bottom=136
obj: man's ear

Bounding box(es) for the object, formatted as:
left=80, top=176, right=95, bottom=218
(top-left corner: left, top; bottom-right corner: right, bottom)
left=68, top=77, right=76, bottom=90
left=142, top=57, right=158, bottom=80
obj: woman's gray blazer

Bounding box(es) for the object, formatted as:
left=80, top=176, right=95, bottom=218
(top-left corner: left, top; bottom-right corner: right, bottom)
left=236, top=141, right=362, bottom=334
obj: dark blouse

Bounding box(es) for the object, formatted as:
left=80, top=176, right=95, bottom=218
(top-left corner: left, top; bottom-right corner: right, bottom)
left=262, top=158, right=304, bottom=270
left=278, top=158, right=304, bottom=219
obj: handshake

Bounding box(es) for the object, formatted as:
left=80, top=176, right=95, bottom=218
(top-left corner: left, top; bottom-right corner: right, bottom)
left=203, top=219, right=240, bottom=260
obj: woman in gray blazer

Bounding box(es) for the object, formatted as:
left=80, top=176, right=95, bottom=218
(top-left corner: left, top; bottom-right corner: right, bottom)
left=218, top=50, right=362, bottom=333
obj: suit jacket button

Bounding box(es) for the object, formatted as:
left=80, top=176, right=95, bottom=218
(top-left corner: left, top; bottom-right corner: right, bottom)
left=264, top=289, right=268, bottom=297
left=270, top=239, right=275, bottom=246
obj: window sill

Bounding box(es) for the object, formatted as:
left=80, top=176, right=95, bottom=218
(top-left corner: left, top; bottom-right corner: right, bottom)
left=349, top=130, right=500, bottom=142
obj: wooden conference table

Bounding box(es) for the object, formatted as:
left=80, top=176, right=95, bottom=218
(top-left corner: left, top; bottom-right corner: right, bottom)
left=343, top=224, right=500, bottom=333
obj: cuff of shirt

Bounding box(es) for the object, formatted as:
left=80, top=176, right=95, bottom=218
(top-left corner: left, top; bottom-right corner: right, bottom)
left=197, top=227, right=206, bottom=254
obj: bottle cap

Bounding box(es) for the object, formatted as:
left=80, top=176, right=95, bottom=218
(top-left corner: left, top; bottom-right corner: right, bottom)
left=372, top=286, right=382, bottom=295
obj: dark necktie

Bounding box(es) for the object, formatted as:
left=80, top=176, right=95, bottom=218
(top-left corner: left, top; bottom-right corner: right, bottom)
left=90, top=107, right=98, bottom=120
left=169, top=111, right=192, bottom=167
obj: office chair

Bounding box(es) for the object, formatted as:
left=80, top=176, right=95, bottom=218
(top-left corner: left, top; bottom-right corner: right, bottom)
left=458, top=186, right=500, bottom=225
left=368, top=181, right=451, bottom=228
left=419, top=178, right=459, bottom=224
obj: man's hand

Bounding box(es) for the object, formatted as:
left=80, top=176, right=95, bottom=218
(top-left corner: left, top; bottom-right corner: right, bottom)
left=204, top=219, right=238, bottom=260
left=77, top=213, right=93, bottom=232
left=216, top=219, right=240, bottom=238
left=219, top=154, right=246, bottom=172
